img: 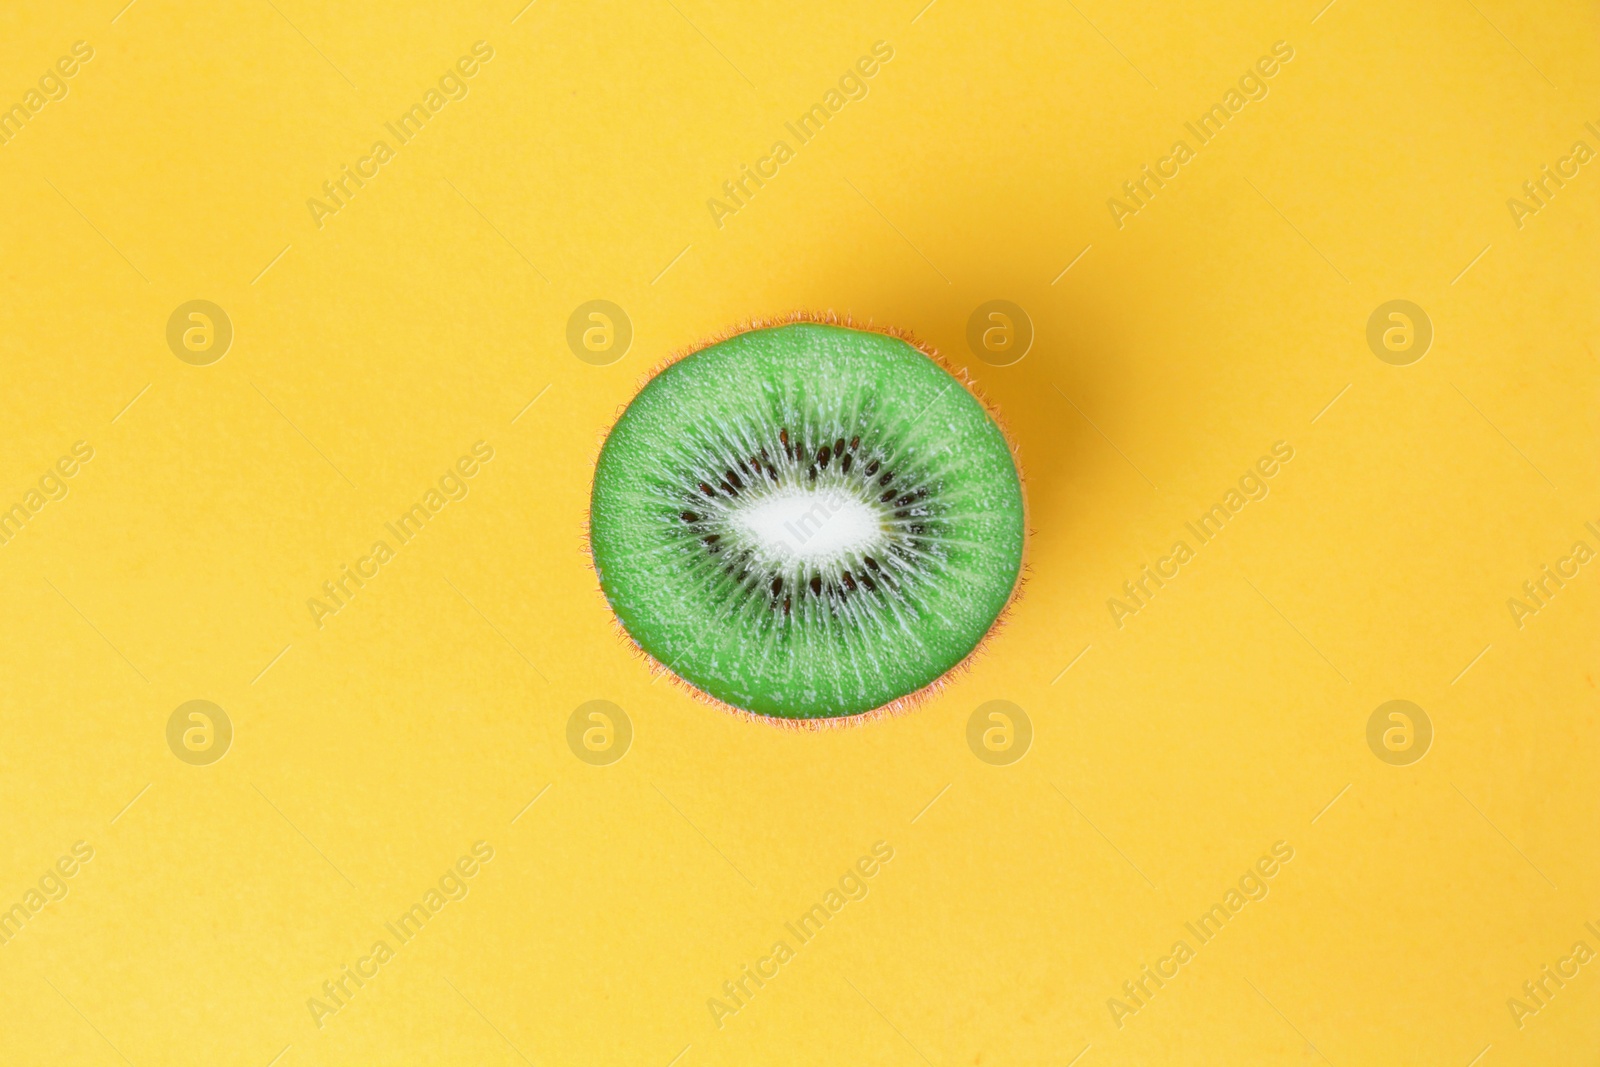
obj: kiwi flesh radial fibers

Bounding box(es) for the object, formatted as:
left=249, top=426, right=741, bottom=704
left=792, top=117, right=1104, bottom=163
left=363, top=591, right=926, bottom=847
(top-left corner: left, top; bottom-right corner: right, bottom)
left=589, top=322, right=1024, bottom=720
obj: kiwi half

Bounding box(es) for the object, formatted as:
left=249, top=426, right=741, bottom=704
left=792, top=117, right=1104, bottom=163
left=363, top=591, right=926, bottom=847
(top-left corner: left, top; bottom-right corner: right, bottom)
left=588, top=319, right=1024, bottom=722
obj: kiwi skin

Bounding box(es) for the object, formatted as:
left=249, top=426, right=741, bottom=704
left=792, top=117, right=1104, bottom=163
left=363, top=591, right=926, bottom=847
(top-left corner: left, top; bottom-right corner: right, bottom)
left=583, top=310, right=1029, bottom=730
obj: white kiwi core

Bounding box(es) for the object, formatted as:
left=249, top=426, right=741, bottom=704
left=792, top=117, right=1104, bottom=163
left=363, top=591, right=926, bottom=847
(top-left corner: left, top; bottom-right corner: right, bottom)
left=732, top=487, right=884, bottom=565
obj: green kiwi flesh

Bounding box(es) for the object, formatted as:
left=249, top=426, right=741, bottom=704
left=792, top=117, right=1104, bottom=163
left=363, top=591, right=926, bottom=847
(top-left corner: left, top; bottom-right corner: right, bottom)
left=589, top=322, right=1024, bottom=720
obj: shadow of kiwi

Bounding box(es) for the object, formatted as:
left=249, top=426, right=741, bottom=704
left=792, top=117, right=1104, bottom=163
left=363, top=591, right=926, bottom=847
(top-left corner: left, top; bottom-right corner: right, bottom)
left=629, top=244, right=1141, bottom=722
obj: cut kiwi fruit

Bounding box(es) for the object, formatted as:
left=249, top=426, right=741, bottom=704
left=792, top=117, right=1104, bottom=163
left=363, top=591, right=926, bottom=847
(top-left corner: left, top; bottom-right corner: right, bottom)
left=588, top=320, right=1024, bottom=721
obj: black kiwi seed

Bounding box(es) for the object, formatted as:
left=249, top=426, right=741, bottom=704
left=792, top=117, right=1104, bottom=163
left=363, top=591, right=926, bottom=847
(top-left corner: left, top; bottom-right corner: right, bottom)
left=879, top=471, right=895, bottom=486
left=864, top=555, right=880, bottom=571
left=770, top=577, right=783, bottom=595
left=726, top=469, right=743, bottom=490
left=841, top=572, right=857, bottom=592
left=818, top=445, right=831, bottom=468
left=860, top=573, right=877, bottom=592
left=809, top=575, right=822, bottom=596
left=703, top=534, right=720, bottom=544
left=841, top=454, right=853, bottom=474
left=849, top=436, right=860, bottom=451
left=896, top=493, right=915, bottom=506
left=681, top=511, right=699, bottom=522
left=865, top=460, right=880, bottom=476
left=783, top=595, right=791, bottom=617
left=698, top=482, right=716, bottom=497
left=879, top=489, right=896, bottom=502
left=834, top=437, right=845, bottom=456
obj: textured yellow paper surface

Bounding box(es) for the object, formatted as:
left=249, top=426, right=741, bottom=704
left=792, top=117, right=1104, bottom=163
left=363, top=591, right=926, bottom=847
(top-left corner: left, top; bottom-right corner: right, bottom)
left=0, top=2, right=1596, bottom=1064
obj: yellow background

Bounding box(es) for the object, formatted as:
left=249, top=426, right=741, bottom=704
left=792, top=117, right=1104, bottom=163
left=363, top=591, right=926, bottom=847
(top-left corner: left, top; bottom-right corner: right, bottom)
left=1, top=0, right=1597, bottom=1063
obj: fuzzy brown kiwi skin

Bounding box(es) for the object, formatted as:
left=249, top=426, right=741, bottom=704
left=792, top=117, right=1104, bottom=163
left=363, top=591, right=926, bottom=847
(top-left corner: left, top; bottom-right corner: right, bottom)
left=582, top=310, right=1031, bottom=730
